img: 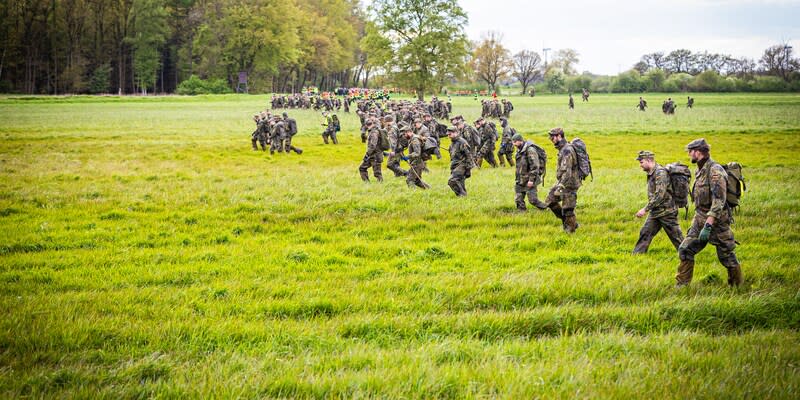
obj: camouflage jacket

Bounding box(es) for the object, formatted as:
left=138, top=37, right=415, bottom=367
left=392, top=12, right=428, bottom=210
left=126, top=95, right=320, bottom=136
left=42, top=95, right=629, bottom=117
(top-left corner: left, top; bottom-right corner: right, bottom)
left=270, top=122, right=285, bottom=139
left=515, top=141, right=541, bottom=186
left=645, top=164, right=677, bottom=218
left=448, top=136, right=472, bottom=170
left=407, top=135, right=425, bottom=165
left=692, top=157, right=727, bottom=220
left=387, top=125, right=404, bottom=152
left=415, top=125, right=430, bottom=139
left=501, top=126, right=514, bottom=144
left=555, top=139, right=582, bottom=190
left=463, top=125, right=482, bottom=148
left=365, top=127, right=382, bottom=156
left=479, top=123, right=498, bottom=143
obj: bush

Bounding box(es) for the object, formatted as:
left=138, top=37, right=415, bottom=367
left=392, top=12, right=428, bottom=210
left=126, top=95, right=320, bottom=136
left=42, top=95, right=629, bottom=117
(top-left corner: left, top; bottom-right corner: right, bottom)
left=692, top=70, right=722, bottom=92
left=644, top=69, right=666, bottom=92
left=611, top=70, right=644, bottom=93
left=664, top=73, right=694, bottom=92
left=752, top=76, right=788, bottom=92
left=89, top=64, right=112, bottom=94
left=176, top=75, right=232, bottom=95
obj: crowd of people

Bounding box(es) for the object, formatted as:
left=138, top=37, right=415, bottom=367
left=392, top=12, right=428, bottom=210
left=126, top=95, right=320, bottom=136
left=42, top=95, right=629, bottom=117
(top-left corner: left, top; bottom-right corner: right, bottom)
left=248, top=93, right=743, bottom=289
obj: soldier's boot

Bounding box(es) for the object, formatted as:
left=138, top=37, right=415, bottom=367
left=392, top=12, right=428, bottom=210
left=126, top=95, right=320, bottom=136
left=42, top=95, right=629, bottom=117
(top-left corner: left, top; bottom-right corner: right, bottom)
left=563, top=215, right=579, bottom=233
left=322, top=134, right=329, bottom=144
left=533, top=200, right=548, bottom=210
left=498, top=156, right=505, bottom=167
left=507, top=156, right=514, bottom=167
left=675, top=260, right=694, bottom=288
left=291, top=146, right=303, bottom=155
left=332, top=135, right=339, bottom=145
left=359, top=170, right=370, bottom=182
left=726, top=265, right=743, bottom=287
left=270, top=148, right=275, bottom=155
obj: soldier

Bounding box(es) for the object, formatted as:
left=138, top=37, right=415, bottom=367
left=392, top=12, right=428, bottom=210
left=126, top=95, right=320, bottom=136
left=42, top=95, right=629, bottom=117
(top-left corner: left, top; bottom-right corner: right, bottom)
left=633, top=151, right=683, bottom=254
left=251, top=114, right=267, bottom=151
left=459, top=119, right=482, bottom=164
left=513, top=133, right=547, bottom=211
left=281, top=112, right=303, bottom=154
left=269, top=117, right=286, bottom=154
left=568, top=93, right=575, bottom=110
left=384, top=116, right=408, bottom=177
left=422, top=113, right=442, bottom=159
left=447, top=127, right=472, bottom=196
left=476, top=118, right=498, bottom=168
left=358, top=119, right=383, bottom=182
left=497, top=117, right=515, bottom=167
left=675, top=139, right=742, bottom=288
left=404, top=127, right=430, bottom=189
left=637, top=97, right=648, bottom=111
left=687, top=96, right=694, bottom=108
left=321, top=112, right=339, bottom=144
left=544, top=127, right=581, bottom=233
left=582, top=88, right=590, bottom=102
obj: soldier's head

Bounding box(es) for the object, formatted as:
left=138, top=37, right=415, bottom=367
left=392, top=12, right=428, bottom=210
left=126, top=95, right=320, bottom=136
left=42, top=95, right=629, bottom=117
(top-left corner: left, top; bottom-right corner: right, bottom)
left=685, top=138, right=710, bottom=163
left=512, top=133, right=524, bottom=148
left=447, top=127, right=459, bottom=139
left=282, top=112, right=288, bottom=119
left=499, top=117, right=508, bottom=128
left=636, top=150, right=656, bottom=172
left=401, top=126, right=413, bottom=138
left=365, top=119, right=375, bottom=129
left=423, top=113, right=432, bottom=121
left=474, top=118, right=484, bottom=127
left=383, top=115, right=394, bottom=125
left=548, top=127, right=565, bottom=144
left=414, top=118, right=422, bottom=127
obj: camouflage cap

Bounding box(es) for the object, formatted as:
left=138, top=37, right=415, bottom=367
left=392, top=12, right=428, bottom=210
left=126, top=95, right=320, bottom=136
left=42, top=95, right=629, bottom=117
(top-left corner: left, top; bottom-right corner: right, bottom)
left=685, top=138, right=710, bottom=151
left=446, top=127, right=458, bottom=133
left=635, top=150, right=655, bottom=161
left=282, top=112, right=288, bottom=118
left=548, top=127, right=565, bottom=137
left=474, top=117, right=484, bottom=124
left=511, top=133, right=524, bottom=142
left=423, top=113, right=432, bottom=118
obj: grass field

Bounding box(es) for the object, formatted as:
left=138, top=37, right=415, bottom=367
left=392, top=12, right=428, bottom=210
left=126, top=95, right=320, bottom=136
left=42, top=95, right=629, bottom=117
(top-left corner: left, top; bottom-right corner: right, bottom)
left=1, top=93, right=799, bottom=398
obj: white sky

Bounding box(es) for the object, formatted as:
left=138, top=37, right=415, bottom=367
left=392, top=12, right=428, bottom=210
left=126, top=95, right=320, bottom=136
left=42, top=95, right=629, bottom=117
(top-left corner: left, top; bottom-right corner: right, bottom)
left=365, top=0, right=800, bottom=75
left=460, top=0, right=800, bottom=74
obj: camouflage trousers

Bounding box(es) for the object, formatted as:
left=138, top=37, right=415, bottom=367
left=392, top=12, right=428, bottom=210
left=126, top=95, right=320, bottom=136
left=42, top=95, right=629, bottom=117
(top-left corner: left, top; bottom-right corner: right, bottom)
left=678, top=211, right=739, bottom=268
left=282, top=136, right=302, bottom=154
left=386, top=153, right=407, bottom=177
left=477, top=143, right=497, bottom=168
left=322, top=128, right=338, bottom=144
left=358, top=152, right=383, bottom=182
left=270, top=135, right=284, bottom=153
left=406, top=161, right=429, bottom=189
left=633, top=211, right=684, bottom=254
left=448, top=165, right=471, bottom=196
left=251, top=133, right=266, bottom=151
left=545, top=185, right=578, bottom=217
left=515, top=184, right=546, bottom=211
left=497, top=142, right=514, bottom=166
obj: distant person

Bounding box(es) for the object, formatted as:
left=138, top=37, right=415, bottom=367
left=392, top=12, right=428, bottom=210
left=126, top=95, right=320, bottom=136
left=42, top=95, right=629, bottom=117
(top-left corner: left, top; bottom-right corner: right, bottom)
left=497, top=117, right=515, bottom=167
left=637, top=97, right=648, bottom=111
left=358, top=119, right=383, bottom=182
left=281, top=112, right=302, bottom=155
left=675, top=139, right=742, bottom=288
left=687, top=96, right=694, bottom=108
left=632, top=151, right=683, bottom=254
left=405, top=127, right=430, bottom=189
left=568, top=93, right=575, bottom=110
left=581, top=88, right=590, bottom=102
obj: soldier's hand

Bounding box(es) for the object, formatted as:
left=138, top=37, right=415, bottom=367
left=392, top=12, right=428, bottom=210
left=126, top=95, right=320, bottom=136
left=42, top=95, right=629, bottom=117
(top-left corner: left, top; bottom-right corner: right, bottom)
left=698, top=223, right=713, bottom=242
left=636, top=208, right=647, bottom=218
left=526, top=181, right=534, bottom=189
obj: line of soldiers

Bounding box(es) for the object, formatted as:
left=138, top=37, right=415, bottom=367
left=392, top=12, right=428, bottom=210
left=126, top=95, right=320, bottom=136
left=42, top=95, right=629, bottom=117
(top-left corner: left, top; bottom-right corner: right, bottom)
left=270, top=93, right=344, bottom=112
left=481, top=98, right=513, bottom=118
left=250, top=111, right=302, bottom=155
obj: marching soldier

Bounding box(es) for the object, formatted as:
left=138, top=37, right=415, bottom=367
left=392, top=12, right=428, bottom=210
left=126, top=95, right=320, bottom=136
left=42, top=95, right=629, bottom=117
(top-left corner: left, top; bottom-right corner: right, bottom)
left=447, top=127, right=472, bottom=196
left=633, top=151, right=683, bottom=254
left=545, top=128, right=582, bottom=233
left=358, top=119, right=383, bottom=182
left=513, top=133, right=547, bottom=211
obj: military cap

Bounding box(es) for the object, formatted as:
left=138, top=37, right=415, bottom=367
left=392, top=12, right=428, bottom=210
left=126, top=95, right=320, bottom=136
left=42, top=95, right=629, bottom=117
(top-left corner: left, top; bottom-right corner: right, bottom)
left=446, top=126, right=457, bottom=133
left=474, top=117, right=484, bottom=124
left=685, top=138, right=710, bottom=151
left=635, top=150, right=655, bottom=160
left=423, top=113, right=432, bottom=118
left=383, top=115, right=394, bottom=122
left=413, top=118, right=422, bottom=124
left=511, top=133, right=524, bottom=142
left=365, top=119, right=375, bottom=126
left=282, top=112, right=288, bottom=118
left=400, top=125, right=412, bottom=132
left=548, top=127, right=564, bottom=137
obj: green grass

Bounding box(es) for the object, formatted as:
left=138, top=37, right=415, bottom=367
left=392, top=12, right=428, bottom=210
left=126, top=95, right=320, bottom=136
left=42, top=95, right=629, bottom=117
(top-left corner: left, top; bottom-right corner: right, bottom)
left=1, top=93, right=799, bottom=398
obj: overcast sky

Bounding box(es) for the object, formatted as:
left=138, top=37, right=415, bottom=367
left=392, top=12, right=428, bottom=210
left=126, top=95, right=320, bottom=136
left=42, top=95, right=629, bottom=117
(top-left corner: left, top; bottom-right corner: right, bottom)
left=460, top=0, right=800, bottom=75
left=367, top=0, right=800, bottom=75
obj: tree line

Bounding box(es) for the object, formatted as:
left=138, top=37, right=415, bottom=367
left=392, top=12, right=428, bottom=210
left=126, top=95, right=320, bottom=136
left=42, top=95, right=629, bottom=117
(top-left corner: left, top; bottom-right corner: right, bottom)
left=1, top=0, right=797, bottom=95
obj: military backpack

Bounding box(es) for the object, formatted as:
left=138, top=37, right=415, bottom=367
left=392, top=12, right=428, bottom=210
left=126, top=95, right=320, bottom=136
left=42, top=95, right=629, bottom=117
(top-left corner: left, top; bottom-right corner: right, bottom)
left=570, top=138, right=593, bottom=181
left=665, top=162, right=692, bottom=218
left=379, top=129, right=391, bottom=151
left=720, top=162, right=746, bottom=211
left=525, top=141, right=548, bottom=185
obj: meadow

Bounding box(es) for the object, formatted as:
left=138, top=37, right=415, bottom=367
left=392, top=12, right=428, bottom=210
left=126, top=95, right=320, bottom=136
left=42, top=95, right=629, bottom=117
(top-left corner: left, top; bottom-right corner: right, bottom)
left=0, top=93, right=799, bottom=398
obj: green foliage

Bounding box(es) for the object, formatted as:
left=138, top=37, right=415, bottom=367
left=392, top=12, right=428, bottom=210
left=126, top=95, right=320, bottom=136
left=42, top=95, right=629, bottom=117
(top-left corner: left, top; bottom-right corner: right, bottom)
left=692, top=70, right=723, bottom=92
left=128, top=0, right=169, bottom=93
left=752, top=75, right=788, bottom=92
left=611, top=70, right=644, bottom=93
left=644, top=69, right=667, bottom=91
left=566, top=74, right=592, bottom=93
left=88, top=64, right=112, bottom=94
left=663, top=73, right=694, bottom=92
left=176, top=75, right=232, bottom=95
left=1, top=94, right=800, bottom=397
left=368, top=0, right=470, bottom=99
left=545, top=70, right=565, bottom=93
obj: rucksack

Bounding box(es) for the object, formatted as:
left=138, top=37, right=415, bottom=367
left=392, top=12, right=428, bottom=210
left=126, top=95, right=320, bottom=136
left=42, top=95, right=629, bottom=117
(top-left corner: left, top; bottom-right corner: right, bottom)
left=379, top=129, right=391, bottom=151
left=288, top=119, right=298, bottom=136
left=570, top=138, right=592, bottom=181
left=526, top=141, right=547, bottom=185
left=723, top=162, right=746, bottom=210
left=665, top=162, right=691, bottom=218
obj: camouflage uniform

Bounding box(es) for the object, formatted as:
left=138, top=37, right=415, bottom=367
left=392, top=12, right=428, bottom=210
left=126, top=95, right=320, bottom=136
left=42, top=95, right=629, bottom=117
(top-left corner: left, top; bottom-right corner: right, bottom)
left=406, top=134, right=430, bottom=189
left=386, top=123, right=408, bottom=177
left=269, top=120, right=286, bottom=154
left=545, top=129, right=582, bottom=232
left=676, top=139, right=742, bottom=287
left=251, top=117, right=268, bottom=151
left=322, top=114, right=339, bottom=144
left=358, top=124, right=383, bottom=182
left=514, top=139, right=547, bottom=211
left=447, top=131, right=472, bottom=196
left=497, top=119, right=515, bottom=167
left=568, top=95, right=575, bottom=110
left=477, top=120, right=498, bottom=168
left=282, top=115, right=302, bottom=154
left=633, top=153, right=683, bottom=254
left=462, top=124, right=482, bottom=164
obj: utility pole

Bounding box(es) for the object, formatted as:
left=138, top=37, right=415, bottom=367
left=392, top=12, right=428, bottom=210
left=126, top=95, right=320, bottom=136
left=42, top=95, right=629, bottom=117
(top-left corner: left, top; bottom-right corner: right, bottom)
left=543, top=47, right=552, bottom=69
